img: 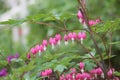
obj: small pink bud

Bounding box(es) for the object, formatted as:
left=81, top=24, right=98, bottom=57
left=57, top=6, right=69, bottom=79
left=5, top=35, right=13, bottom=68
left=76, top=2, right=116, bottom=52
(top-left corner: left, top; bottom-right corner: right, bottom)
left=27, top=53, right=31, bottom=60
left=95, top=18, right=101, bottom=23
left=79, top=62, right=85, bottom=69
left=89, top=18, right=101, bottom=26
left=107, top=68, right=114, bottom=78
left=77, top=10, right=83, bottom=18
left=89, top=20, right=95, bottom=26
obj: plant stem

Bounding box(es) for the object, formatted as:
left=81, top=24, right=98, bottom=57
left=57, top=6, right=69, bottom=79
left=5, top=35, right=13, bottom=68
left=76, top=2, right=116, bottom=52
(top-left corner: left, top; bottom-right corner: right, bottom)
left=77, top=0, right=108, bottom=78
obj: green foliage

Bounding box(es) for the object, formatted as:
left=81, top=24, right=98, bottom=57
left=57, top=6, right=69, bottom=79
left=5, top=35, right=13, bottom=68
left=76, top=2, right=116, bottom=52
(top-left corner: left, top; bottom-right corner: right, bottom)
left=0, top=19, right=26, bottom=26
left=84, top=61, right=96, bottom=71
left=0, top=0, right=120, bottom=79
left=114, top=71, right=120, bottom=77
left=94, top=18, right=120, bottom=33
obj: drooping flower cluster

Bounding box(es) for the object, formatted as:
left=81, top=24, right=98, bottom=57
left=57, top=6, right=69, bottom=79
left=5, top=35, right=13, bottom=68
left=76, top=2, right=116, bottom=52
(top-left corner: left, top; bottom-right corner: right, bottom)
left=0, top=68, right=7, bottom=77
left=27, top=32, right=86, bottom=59
left=41, top=68, right=52, bottom=78
left=77, top=10, right=101, bottom=27
left=60, top=62, right=119, bottom=80
left=7, top=53, right=20, bottom=64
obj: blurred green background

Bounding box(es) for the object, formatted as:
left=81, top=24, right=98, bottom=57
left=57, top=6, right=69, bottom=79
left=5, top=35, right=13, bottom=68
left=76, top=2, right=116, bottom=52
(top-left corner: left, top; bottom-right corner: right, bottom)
left=0, top=0, right=120, bottom=69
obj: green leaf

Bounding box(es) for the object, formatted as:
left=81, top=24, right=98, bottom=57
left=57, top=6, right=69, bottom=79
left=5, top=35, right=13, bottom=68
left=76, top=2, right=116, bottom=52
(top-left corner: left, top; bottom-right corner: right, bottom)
left=110, top=41, right=120, bottom=45
left=114, top=71, right=120, bottom=77
left=0, top=60, right=8, bottom=67
left=27, top=13, right=49, bottom=21
left=84, top=61, right=97, bottom=71
left=93, top=18, right=120, bottom=33
left=0, top=19, right=26, bottom=26
left=18, top=60, right=36, bottom=73
left=54, top=64, right=67, bottom=72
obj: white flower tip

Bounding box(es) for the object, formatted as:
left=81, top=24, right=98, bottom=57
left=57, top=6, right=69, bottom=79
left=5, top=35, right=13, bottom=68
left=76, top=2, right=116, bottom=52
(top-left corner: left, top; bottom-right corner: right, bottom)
left=65, top=41, right=68, bottom=45
left=52, top=44, right=54, bottom=49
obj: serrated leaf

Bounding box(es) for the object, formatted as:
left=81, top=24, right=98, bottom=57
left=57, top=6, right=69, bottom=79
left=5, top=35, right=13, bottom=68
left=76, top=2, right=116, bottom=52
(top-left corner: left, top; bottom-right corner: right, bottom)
left=84, top=61, right=97, bottom=71
left=0, top=19, right=25, bottom=26
left=93, top=18, right=120, bottom=33
left=54, top=64, right=67, bottom=72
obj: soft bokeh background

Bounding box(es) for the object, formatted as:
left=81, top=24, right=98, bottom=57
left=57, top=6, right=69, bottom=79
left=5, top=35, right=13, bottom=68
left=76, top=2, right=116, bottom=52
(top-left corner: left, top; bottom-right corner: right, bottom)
left=0, top=0, right=120, bottom=69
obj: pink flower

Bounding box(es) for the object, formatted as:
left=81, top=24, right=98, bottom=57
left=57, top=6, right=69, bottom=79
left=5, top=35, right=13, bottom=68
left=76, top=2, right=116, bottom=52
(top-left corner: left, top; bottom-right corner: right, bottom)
left=7, top=53, right=20, bottom=64
left=70, top=68, right=76, bottom=74
left=77, top=10, right=83, bottom=19
left=78, top=32, right=86, bottom=40
left=35, top=45, right=41, bottom=52
left=113, top=77, right=120, bottom=80
left=41, top=69, right=52, bottom=77
left=73, top=32, right=77, bottom=40
left=64, top=34, right=69, bottom=41
left=90, top=69, right=97, bottom=75
left=42, top=39, right=48, bottom=51
left=30, top=47, right=37, bottom=55
left=79, top=62, right=85, bottom=73
left=76, top=73, right=82, bottom=80
left=96, top=68, right=103, bottom=75
left=55, top=34, right=62, bottom=45
left=27, top=53, right=31, bottom=60
left=42, top=39, right=48, bottom=47
left=0, top=68, right=7, bottom=77
left=68, top=32, right=74, bottom=40
left=107, top=68, right=114, bottom=78
left=41, top=71, right=47, bottom=76
left=89, top=18, right=101, bottom=26
left=45, top=69, right=52, bottom=76
left=64, top=34, right=69, bottom=45
left=55, top=34, right=62, bottom=42
left=77, top=10, right=83, bottom=23
left=66, top=74, right=72, bottom=80
left=49, top=37, right=57, bottom=49
left=78, top=32, right=86, bottom=44
left=89, top=20, right=95, bottom=26
left=68, top=32, right=77, bottom=43
left=79, top=62, right=85, bottom=69
left=60, top=74, right=66, bottom=80
left=70, top=68, right=76, bottom=79
left=35, top=45, right=44, bottom=55
left=82, top=73, right=91, bottom=80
